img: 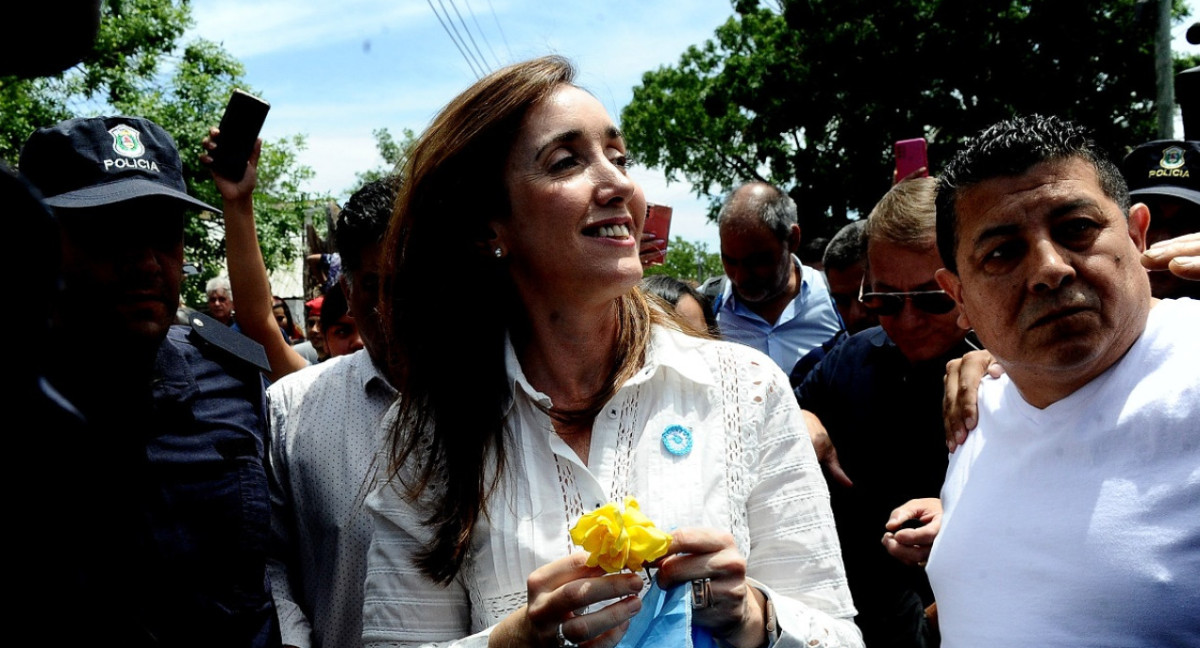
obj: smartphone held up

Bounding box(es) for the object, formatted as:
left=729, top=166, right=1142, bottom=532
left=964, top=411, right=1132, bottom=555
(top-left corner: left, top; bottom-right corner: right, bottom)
left=642, top=203, right=673, bottom=266
left=209, top=89, right=271, bottom=182
left=894, top=137, right=928, bottom=185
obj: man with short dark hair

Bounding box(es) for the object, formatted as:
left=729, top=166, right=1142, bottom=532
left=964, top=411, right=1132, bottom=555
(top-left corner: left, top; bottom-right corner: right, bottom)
left=927, top=115, right=1199, bottom=645
left=23, top=115, right=279, bottom=647
left=267, top=176, right=399, bottom=648
left=715, top=181, right=842, bottom=372
left=822, top=220, right=877, bottom=335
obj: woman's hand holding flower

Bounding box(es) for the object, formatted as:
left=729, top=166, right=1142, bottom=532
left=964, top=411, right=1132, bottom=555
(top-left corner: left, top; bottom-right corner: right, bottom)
left=654, top=527, right=770, bottom=648
left=491, top=553, right=643, bottom=648
left=491, top=495, right=672, bottom=648
left=570, top=496, right=672, bottom=573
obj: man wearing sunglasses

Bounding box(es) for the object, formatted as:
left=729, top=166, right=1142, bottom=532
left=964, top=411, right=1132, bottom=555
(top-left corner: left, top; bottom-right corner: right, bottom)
left=923, top=116, right=1198, bottom=645
left=795, top=176, right=976, bottom=648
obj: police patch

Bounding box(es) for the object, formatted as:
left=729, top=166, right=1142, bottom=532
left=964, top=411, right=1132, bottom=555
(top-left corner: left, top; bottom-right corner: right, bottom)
left=1159, top=146, right=1186, bottom=170
left=108, top=125, right=146, bottom=158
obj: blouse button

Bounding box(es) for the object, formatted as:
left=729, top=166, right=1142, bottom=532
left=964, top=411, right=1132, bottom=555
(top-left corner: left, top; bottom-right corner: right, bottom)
left=607, top=408, right=618, bottom=419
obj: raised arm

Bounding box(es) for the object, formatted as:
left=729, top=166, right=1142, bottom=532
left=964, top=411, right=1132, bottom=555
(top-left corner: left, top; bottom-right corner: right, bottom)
left=201, top=128, right=308, bottom=383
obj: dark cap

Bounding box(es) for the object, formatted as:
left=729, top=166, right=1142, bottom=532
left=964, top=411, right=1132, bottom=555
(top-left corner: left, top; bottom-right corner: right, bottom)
left=1120, top=139, right=1200, bottom=208
left=18, top=116, right=220, bottom=214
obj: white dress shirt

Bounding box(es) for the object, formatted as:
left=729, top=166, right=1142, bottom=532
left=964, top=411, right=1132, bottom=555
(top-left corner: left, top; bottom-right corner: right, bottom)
left=362, top=324, right=862, bottom=647
left=267, top=350, right=397, bottom=648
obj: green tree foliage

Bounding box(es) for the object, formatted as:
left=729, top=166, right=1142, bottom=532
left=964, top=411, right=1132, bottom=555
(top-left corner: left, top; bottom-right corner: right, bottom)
left=354, top=127, right=417, bottom=189
left=644, top=236, right=724, bottom=284
left=623, top=0, right=1193, bottom=239
left=1, top=0, right=321, bottom=306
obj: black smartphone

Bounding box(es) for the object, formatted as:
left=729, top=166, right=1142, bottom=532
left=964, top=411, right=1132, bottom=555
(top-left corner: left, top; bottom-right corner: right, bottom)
left=210, top=89, right=270, bottom=181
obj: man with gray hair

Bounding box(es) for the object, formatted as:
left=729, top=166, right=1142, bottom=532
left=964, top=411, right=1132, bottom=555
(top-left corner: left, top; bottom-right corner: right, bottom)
left=207, top=275, right=235, bottom=326
left=714, top=181, right=842, bottom=373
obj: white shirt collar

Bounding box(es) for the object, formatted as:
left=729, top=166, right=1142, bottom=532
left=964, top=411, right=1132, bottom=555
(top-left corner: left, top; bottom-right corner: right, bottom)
left=501, top=323, right=717, bottom=416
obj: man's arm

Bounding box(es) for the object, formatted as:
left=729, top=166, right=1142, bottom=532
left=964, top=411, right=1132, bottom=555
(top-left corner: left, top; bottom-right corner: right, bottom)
left=201, top=131, right=308, bottom=384
left=795, top=351, right=852, bottom=487
left=801, top=409, right=852, bottom=488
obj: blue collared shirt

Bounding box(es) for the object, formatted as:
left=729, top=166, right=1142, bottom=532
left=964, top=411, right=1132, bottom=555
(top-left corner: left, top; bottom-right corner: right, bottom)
left=716, top=256, right=844, bottom=373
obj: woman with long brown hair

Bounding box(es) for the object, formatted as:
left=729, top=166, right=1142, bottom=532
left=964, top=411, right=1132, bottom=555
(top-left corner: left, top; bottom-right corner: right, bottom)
left=363, top=56, right=862, bottom=648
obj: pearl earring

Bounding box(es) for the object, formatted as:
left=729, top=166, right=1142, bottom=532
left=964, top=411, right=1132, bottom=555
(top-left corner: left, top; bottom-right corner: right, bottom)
left=494, top=247, right=503, bottom=258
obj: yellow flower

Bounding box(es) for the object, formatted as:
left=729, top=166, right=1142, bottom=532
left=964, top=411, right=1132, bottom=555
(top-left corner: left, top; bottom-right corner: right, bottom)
left=570, top=496, right=673, bottom=573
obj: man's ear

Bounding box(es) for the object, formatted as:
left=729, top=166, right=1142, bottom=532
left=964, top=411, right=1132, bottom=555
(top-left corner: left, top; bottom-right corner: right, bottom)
left=1127, top=202, right=1151, bottom=253
left=786, top=224, right=802, bottom=253
left=338, top=273, right=356, bottom=313
left=935, top=267, right=972, bottom=331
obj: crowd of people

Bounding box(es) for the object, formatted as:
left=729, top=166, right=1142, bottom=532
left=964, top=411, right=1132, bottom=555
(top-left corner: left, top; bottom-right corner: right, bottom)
left=12, top=46, right=1199, bottom=648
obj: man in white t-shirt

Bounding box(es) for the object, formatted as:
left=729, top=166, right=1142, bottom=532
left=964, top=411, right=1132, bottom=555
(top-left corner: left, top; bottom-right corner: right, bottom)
left=918, top=115, right=1200, bottom=646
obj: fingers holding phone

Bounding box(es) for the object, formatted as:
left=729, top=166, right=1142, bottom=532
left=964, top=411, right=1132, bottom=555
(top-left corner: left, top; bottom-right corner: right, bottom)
left=202, top=129, right=263, bottom=202
left=640, top=203, right=672, bottom=267
left=201, top=89, right=270, bottom=201
left=209, top=89, right=270, bottom=181
left=894, top=137, right=929, bottom=185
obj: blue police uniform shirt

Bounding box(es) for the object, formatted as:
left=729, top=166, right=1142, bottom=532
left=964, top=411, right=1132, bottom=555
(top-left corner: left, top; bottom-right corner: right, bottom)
left=58, top=317, right=281, bottom=647
left=715, top=255, right=843, bottom=373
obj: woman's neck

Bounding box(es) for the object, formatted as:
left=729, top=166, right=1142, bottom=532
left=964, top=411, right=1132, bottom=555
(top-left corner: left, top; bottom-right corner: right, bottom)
left=514, top=298, right=620, bottom=410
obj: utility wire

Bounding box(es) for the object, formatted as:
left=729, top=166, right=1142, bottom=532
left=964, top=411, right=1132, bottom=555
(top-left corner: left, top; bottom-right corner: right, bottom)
left=436, top=0, right=487, bottom=76
left=485, top=0, right=513, bottom=61
left=463, top=0, right=501, bottom=68
left=426, top=0, right=482, bottom=78
left=446, top=0, right=493, bottom=73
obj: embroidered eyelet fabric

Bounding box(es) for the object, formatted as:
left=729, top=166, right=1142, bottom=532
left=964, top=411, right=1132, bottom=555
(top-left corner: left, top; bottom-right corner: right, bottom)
left=362, top=324, right=862, bottom=647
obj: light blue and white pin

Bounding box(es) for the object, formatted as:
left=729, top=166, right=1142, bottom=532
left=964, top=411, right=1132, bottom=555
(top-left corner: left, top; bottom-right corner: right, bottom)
left=661, top=424, right=693, bottom=456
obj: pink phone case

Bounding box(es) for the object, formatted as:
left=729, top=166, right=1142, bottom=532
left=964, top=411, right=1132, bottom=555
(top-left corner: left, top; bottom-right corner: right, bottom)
left=894, top=138, right=929, bottom=183
left=643, top=203, right=672, bottom=264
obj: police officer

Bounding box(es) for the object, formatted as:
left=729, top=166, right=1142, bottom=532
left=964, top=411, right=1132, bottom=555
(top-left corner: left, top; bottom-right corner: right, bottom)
left=20, top=116, right=280, bottom=647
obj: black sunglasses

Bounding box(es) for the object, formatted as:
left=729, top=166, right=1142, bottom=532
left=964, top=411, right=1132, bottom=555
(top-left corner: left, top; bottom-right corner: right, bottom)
left=858, top=277, right=957, bottom=316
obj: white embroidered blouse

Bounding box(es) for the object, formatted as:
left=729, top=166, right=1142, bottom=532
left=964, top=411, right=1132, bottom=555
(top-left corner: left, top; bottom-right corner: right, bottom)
left=362, top=324, right=863, bottom=647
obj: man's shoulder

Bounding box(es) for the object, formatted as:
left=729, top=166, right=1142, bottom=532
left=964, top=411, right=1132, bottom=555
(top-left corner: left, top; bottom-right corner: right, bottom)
left=267, top=351, right=358, bottom=402
left=796, top=327, right=893, bottom=400
left=799, top=262, right=830, bottom=293
left=167, top=312, right=271, bottom=377
left=1148, top=297, right=1200, bottom=339
left=1088, top=297, right=1199, bottom=393
left=813, top=326, right=890, bottom=367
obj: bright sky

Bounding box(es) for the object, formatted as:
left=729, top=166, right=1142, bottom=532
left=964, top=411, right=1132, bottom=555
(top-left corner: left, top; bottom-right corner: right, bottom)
left=188, top=1, right=1200, bottom=255
left=189, top=0, right=735, bottom=251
